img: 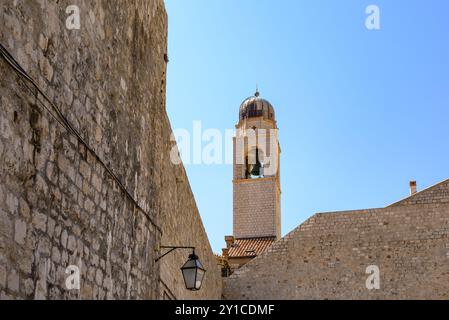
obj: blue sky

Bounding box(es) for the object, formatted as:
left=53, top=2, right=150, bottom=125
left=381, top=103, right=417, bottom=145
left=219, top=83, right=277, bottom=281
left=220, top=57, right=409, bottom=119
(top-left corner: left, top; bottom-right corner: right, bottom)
left=164, top=0, right=449, bottom=253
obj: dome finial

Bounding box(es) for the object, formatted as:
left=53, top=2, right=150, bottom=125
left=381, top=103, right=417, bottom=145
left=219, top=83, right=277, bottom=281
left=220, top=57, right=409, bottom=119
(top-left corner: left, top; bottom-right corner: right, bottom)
left=255, top=85, right=260, bottom=97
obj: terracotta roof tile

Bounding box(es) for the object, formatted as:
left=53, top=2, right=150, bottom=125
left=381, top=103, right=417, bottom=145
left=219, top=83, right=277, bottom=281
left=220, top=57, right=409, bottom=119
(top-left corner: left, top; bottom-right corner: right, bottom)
left=228, top=237, right=276, bottom=258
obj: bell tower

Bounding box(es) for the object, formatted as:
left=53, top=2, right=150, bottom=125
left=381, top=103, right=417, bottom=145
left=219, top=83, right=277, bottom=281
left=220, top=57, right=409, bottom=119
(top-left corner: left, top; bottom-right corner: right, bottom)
left=220, top=89, right=281, bottom=275
left=218, top=90, right=281, bottom=277
left=232, top=89, right=281, bottom=240
left=219, top=90, right=281, bottom=277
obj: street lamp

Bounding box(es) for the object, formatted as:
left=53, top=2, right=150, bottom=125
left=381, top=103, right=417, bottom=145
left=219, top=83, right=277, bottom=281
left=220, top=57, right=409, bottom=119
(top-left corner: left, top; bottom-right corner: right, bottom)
left=155, top=246, right=206, bottom=291
left=181, top=251, right=206, bottom=291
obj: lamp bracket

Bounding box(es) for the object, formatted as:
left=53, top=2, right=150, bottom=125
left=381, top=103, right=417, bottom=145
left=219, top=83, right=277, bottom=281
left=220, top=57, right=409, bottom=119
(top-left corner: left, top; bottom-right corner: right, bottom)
left=155, top=245, right=196, bottom=262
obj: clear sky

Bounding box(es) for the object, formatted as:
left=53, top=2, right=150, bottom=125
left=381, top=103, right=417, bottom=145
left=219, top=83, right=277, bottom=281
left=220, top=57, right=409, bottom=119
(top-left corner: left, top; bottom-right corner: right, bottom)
left=164, top=0, right=449, bottom=253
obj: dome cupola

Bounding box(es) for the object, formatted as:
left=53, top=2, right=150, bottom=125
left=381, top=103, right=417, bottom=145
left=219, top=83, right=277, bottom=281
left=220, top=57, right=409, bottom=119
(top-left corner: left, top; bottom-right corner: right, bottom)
left=239, top=89, right=275, bottom=121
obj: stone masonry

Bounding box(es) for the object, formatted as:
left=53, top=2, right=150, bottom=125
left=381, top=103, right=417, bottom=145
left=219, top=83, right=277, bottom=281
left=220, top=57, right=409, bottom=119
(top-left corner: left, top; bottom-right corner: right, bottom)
left=233, top=177, right=280, bottom=239
left=224, top=179, right=449, bottom=299
left=0, top=0, right=221, bottom=299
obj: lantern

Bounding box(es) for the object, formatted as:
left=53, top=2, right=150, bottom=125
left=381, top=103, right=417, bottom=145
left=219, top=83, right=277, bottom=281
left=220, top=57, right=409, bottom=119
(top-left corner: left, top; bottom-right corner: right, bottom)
left=180, top=251, right=206, bottom=291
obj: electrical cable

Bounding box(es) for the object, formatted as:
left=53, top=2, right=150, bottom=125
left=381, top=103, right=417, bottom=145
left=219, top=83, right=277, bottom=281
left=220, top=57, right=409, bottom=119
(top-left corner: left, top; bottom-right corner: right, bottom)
left=0, top=42, right=162, bottom=235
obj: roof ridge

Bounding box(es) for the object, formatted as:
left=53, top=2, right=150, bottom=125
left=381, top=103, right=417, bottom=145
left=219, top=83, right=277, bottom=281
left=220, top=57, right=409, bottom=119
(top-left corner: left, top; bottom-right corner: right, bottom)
left=234, top=236, right=276, bottom=240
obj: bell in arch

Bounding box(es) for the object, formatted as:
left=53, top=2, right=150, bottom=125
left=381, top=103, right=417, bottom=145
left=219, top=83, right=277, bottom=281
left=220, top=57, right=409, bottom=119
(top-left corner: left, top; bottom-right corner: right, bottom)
left=247, top=148, right=264, bottom=179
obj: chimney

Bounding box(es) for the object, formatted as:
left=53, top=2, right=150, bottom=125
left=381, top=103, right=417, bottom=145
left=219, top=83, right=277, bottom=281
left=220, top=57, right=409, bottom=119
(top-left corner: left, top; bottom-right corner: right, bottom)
left=225, top=235, right=235, bottom=249
left=409, top=180, right=417, bottom=195
left=222, top=248, right=229, bottom=258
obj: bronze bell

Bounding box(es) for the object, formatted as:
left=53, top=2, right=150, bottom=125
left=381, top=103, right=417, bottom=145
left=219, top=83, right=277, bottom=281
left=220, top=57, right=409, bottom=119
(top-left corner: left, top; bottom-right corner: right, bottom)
left=250, top=162, right=261, bottom=177
left=246, top=149, right=263, bottom=178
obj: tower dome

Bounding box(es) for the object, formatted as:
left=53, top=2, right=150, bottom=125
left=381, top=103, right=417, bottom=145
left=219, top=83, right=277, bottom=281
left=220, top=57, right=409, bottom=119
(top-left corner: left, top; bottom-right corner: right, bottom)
left=239, top=90, right=275, bottom=121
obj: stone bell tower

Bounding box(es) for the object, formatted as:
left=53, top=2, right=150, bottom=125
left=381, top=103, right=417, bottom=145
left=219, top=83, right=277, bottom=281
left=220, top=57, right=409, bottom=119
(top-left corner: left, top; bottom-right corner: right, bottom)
left=221, top=89, right=281, bottom=273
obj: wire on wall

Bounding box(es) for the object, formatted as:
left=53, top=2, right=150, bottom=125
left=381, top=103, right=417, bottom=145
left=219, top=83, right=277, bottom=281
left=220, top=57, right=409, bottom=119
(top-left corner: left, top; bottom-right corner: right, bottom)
left=0, top=42, right=162, bottom=235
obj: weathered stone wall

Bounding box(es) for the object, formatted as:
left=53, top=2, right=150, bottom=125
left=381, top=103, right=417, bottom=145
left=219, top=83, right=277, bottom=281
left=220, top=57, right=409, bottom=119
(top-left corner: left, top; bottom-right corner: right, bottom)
left=0, top=0, right=221, bottom=300
left=224, top=181, right=449, bottom=299
left=158, top=153, right=222, bottom=299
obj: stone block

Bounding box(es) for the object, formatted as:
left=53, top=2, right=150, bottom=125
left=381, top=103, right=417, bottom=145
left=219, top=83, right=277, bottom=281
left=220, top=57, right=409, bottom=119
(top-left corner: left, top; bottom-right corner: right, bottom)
left=14, top=219, right=27, bottom=245
left=0, top=265, right=6, bottom=288
left=0, top=209, right=13, bottom=237
left=6, top=193, right=18, bottom=215
left=32, top=211, right=47, bottom=232
left=7, top=270, right=19, bottom=292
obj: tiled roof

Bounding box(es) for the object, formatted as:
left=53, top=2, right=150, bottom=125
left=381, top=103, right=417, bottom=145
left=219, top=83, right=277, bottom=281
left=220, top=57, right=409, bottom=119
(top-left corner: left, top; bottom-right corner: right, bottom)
left=228, top=237, right=276, bottom=258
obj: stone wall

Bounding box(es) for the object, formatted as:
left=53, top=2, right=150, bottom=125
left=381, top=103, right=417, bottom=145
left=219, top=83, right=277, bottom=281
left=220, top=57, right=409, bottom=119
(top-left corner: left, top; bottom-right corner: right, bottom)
left=224, top=180, right=449, bottom=299
left=158, top=155, right=222, bottom=299
left=0, top=0, right=221, bottom=300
